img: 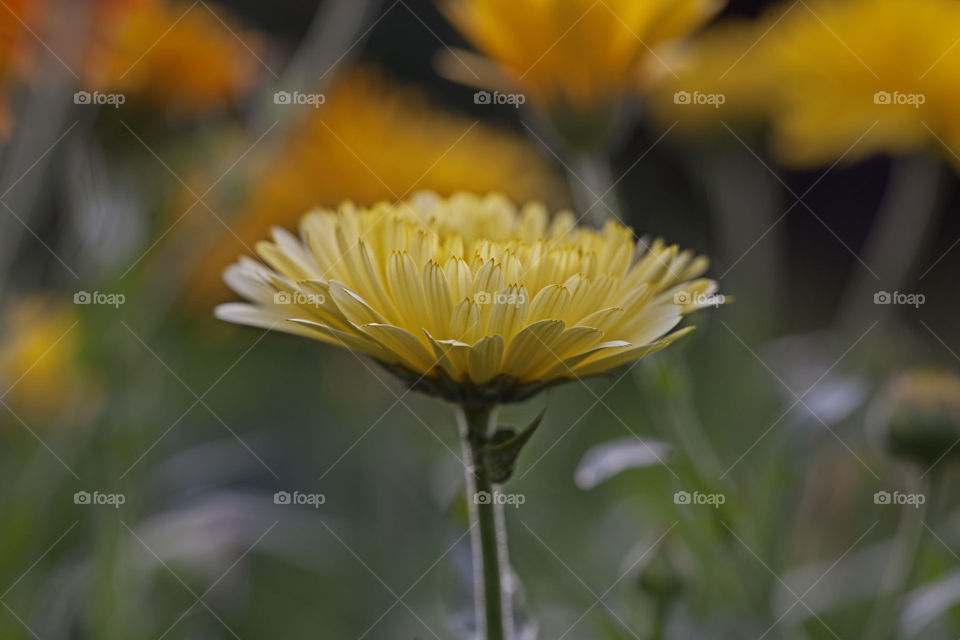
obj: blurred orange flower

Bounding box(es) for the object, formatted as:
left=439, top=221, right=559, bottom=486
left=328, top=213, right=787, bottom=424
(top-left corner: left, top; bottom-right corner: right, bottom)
left=0, top=0, right=44, bottom=133
left=185, top=68, right=567, bottom=305
left=83, top=0, right=263, bottom=113
left=0, top=0, right=263, bottom=129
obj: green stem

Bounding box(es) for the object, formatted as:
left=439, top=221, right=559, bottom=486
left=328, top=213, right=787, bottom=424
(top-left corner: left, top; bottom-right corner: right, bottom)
left=650, top=599, right=668, bottom=640
left=458, top=405, right=508, bottom=640
left=838, top=154, right=942, bottom=332
left=569, top=152, right=621, bottom=228
left=864, top=473, right=930, bottom=640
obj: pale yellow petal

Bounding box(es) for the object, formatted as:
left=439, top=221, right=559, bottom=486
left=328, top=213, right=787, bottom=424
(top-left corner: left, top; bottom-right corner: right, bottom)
left=571, top=327, right=695, bottom=377
left=328, top=280, right=387, bottom=326
left=360, top=323, right=437, bottom=373
left=527, top=284, right=571, bottom=323
left=469, top=335, right=504, bottom=384
left=500, top=319, right=565, bottom=379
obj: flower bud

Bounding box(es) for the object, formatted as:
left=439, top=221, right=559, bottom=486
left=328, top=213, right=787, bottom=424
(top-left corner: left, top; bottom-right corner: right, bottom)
left=873, top=369, right=960, bottom=466
left=637, top=542, right=684, bottom=603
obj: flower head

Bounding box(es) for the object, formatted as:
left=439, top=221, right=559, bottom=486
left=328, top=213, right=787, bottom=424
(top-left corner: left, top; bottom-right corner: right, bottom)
left=655, top=0, right=960, bottom=167
left=216, top=192, right=719, bottom=406
left=83, top=0, right=262, bottom=113
left=441, top=0, right=722, bottom=143
left=0, top=296, right=95, bottom=422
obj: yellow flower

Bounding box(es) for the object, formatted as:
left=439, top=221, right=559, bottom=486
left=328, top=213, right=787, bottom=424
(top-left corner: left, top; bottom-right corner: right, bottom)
left=0, top=296, right=91, bottom=422
left=655, top=0, right=960, bottom=167
left=216, top=192, right=718, bottom=405
left=83, top=0, right=262, bottom=113
left=648, top=19, right=773, bottom=133
left=186, top=68, right=566, bottom=306
left=441, top=0, right=722, bottom=124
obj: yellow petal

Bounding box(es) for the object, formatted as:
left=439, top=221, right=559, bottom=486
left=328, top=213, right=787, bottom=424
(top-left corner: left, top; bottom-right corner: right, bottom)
left=501, top=319, right=565, bottom=379
left=527, top=284, right=571, bottom=322
left=450, top=298, right=483, bottom=343
left=424, top=331, right=462, bottom=380
left=469, top=335, right=504, bottom=384
left=541, top=339, right=632, bottom=380
left=360, top=323, right=437, bottom=373
left=576, top=307, right=625, bottom=332
left=422, top=260, right=453, bottom=335
left=572, top=327, right=695, bottom=377
left=386, top=251, right=427, bottom=329
left=328, top=280, right=387, bottom=326
left=444, top=256, right=473, bottom=303
left=486, top=285, right=528, bottom=342
left=289, top=319, right=390, bottom=359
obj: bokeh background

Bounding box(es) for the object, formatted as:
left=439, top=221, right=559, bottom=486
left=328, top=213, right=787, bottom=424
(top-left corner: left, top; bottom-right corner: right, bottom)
left=2, top=0, right=960, bottom=638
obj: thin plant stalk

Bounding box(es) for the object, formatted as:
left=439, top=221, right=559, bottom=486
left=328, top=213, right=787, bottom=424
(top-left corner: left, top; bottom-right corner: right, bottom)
left=838, top=154, right=942, bottom=331
left=863, top=473, right=930, bottom=640
left=699, top=149, right=786, bottom=340
left=458, top=405, right=509, bottom=640
left=569, top=152, right=621, bottom=228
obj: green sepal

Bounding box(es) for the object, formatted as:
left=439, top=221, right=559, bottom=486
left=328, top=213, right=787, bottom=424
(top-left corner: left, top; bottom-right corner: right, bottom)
left=482, top=409, right=546, bottom=484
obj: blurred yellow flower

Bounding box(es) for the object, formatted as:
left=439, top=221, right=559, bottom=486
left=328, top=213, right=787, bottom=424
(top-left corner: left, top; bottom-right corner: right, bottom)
left=188, top=68, right=566, bottom=304
left=0, top=296, right=90, bottom=422
left=647, top=19, right=772, bottom=133
left=216, top=192, right=718, bottom=405
left=440, top=0, right=722, bottom=125
left=84, top=0, right=262, bottom=113
left=655, top=0, right=960, bottom=167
